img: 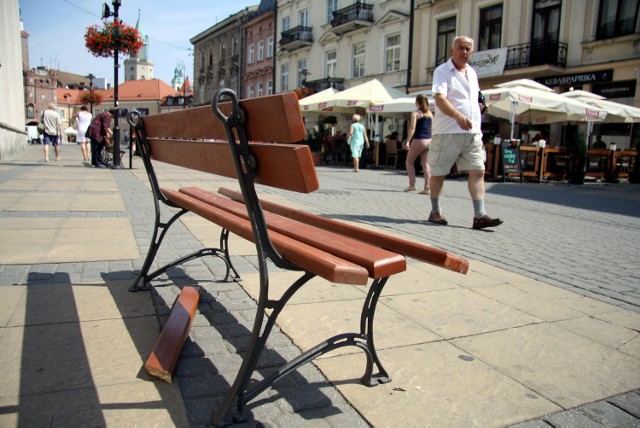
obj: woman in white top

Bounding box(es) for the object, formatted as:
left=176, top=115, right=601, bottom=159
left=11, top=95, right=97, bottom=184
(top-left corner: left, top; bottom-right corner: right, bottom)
left=75, top=106, right=93, bottom=162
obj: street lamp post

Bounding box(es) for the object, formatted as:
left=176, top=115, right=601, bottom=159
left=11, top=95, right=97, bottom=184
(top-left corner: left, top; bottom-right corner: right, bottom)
left=87, top=73, right=95, bottom=114
left=177, top=60, right=187, bottom=109
left=102, top=0, right=122, bottom=169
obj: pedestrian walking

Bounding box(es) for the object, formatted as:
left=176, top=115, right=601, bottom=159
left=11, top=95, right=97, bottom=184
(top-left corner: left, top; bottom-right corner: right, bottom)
left=86, top=109, right=113, bottom=168
left=41, top=103, right=63, bottom=162
left=404, top=94, right=433, bottom=195
left=348, top=114, right=370, bottom=172
left=74, top=106, right=92, bottom=163
left=429, top=35, right=503, bottom=229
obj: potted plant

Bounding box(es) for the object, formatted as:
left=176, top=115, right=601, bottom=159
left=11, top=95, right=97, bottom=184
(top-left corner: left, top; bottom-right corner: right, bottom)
left=566, top=125, right=587, bottom=184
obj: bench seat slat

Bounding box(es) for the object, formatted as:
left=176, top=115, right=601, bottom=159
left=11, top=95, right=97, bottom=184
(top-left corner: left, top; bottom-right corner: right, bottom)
left=150, top=140, right=319, bottom=194
left=161, top=188, right=370, bottom=285
left=178, top=187, right=406, bottom=279
left=218, top=187, right=469, bottom=275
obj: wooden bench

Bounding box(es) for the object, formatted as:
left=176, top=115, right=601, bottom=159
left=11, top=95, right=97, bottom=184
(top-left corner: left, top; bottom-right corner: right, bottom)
left=128, top=89, right=469, bottom=426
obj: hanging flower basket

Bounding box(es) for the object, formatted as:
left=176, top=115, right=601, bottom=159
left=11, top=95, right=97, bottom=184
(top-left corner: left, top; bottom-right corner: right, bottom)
left=85, top=20, right=143, bottom=58
left=79, top=91, right=103, bottom=106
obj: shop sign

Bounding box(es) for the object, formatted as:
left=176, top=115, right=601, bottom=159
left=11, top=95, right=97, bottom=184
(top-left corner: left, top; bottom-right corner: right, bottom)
left=535, top=70, right=613, bottom=87
left=469, top=48, right=508, bottom=78
left=592, top=80, right=636, bottom=98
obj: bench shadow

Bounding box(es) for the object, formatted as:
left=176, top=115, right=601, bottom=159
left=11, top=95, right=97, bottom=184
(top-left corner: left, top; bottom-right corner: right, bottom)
left=95, top=265, right=351, bottom=426
left=5, top=273, right=106, bottom=426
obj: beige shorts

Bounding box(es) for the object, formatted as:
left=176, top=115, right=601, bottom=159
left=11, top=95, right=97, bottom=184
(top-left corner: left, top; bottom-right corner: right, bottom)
left=428, top=133, right=485, bottom=176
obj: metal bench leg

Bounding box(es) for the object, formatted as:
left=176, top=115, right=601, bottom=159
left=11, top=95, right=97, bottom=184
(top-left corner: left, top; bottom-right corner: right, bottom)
left=130, top=207, right=189, bottom=292
left=211, top=271, right=314, bottom=426
left=131, top=211, right=239, bottom=291
left=359, top=277, right=391, bottom=386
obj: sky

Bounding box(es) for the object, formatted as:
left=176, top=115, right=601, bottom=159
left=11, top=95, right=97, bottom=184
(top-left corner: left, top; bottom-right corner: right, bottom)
left=19, top=0, right=260, bottom=87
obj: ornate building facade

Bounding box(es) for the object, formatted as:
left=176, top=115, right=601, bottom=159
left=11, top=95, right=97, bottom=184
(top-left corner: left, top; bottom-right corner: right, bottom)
left=190, top=6, right=258, bottom=106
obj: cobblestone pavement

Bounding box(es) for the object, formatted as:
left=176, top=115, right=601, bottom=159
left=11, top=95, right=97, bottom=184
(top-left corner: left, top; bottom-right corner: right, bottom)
left=273, top=165, right=640, bottom=314
left=1, top=147, right=639, bottom=426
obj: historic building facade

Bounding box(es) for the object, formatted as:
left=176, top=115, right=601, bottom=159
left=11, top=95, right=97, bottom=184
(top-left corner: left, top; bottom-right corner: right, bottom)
left=275, top=0, right=412, bottom=94
left=243, top=0, right=276, bottom=99
left=190, top=6, right=258, bottom=106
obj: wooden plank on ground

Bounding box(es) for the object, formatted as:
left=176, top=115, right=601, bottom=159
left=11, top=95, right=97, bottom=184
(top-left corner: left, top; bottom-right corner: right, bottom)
left=145, top=286, right=202, bottom=383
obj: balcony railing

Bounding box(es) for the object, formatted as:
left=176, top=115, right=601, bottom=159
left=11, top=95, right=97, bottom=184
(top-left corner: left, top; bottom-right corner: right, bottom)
left=505, top=40, right=568, bottom=70
left=279, top=26, right=313, bottom=51
left=330, top=2, right=374, bottom=36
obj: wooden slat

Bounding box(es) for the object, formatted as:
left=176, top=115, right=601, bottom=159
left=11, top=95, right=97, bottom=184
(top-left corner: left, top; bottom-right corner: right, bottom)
left=140, top=92, right=305, bottom=143
left=145, top=286, right=202, bottom=383
left=151, top=140, right=319, bottom=194
left=161, top=189, right=370, bottom=285
left=179, top=187, right=407, bottom=279
left=218, top=187, right=469, bottom=275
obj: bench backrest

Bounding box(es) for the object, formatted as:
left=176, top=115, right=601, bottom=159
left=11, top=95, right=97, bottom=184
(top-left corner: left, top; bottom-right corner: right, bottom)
left=133, top=91, right=318, bottom=194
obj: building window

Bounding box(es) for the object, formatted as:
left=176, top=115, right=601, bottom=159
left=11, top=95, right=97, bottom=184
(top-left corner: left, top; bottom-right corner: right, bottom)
left=352, top=41, right=365, bottom=78
left=59, top=110, right=65, bottom=119
left=267, top=36, right=274, bottom=57
left=248, top=84, right=254, bottom=98
left=597, top=0, right=639, bottom=39
left=281, top=64, right=289, bottom=92
left=327, top=0, right=338, bottom=23
left=257, top=81, right=263, bottom=97
left=257, top=40, right=264, bottom=61
left=299, top=9, right=309, bottom=27
left=248, top=44, right=255, bottom=64
left=532, top=0, right=561, bottom=44
left=27, top=104, right=34, bottom=119
left=267, top=79, right=273, bottom=95
left=233, top=37, right=239, bottom=56
left=385, top=34, right=401, bottom=72
left=282, top=15, right=291, bottom=32
left=436, top=17, right=456, bottom=66
left=479, top=4, right=503, bottom=51
left=297, top=58, right=308, bottom=87
left=220, top=42, right=226, bottom=61
left=326, top=50, right=337, bottom=77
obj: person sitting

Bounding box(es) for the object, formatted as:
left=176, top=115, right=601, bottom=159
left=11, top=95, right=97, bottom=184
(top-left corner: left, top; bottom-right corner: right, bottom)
left=520, top=127, right=531, bottom=145
left=593, top=137, right=606, bottom=149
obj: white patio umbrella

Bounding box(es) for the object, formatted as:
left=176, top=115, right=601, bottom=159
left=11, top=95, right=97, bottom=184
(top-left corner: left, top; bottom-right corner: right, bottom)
left=299, top=87, right=340, bottom=112
left=326, top=79, right=406, bottom=109
left=368, top=92, right=435, bottom=116
left=561, top=90, right=640, bottom=123
left=483, top=84, right=608, bottom=140
left=495, top=78, right=554, bottom=92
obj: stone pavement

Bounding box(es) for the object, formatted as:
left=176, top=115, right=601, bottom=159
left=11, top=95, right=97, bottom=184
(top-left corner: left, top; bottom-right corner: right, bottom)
left=0, top=143, right=639, bottom=427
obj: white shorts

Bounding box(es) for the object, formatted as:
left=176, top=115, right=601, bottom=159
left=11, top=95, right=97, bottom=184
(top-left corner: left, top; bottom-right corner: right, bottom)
left=428, top=133, right=485, bottom=176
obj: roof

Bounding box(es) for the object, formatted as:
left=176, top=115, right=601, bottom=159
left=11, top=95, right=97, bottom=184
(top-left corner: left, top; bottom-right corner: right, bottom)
left=57, top=88, right=86, bottom=105
left=179, top=77, right=193, bottom=95
left=102, top=79, right=176, bottom=102
left=190, top=5, right=258, bottom=43
left=52, top=69, right=90, bottom=88
left=256, top=0, right=275, bottom=14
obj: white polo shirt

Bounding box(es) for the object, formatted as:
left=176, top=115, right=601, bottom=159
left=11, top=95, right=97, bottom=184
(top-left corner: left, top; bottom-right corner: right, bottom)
left=432, top=58, right=482, bottom=135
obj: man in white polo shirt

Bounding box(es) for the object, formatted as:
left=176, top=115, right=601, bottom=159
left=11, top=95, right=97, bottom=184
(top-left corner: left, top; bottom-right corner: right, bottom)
left=428, top=35, right=503, bottom=230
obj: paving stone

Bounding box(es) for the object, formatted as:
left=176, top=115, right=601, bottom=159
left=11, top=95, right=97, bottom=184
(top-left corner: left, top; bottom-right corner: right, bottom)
left=578, top=400, right=640, bottom=426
